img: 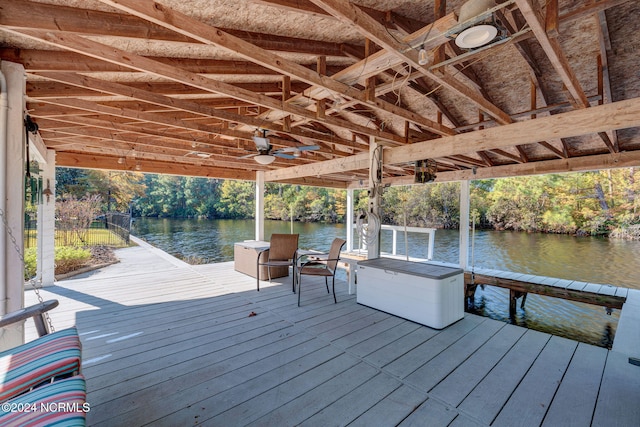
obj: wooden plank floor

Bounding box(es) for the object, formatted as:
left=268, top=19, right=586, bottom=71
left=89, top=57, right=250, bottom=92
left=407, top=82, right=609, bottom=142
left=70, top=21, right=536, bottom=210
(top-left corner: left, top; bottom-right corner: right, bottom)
left=24, top=246, right=640, bottom=426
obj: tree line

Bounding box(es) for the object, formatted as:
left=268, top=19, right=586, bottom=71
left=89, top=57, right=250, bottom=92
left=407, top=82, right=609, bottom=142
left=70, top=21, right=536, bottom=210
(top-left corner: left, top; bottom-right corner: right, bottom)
left=55, top=167, right=640, bottom=238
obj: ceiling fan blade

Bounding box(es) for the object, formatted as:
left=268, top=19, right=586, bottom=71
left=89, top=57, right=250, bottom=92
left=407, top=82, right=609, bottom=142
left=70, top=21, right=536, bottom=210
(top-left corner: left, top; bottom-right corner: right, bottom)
left=273, top=152, right=297, bottom=159
left=276, top=145, right=320, bottom=153
left=239, top=153, right=258, bottom=159
left=296, top=145, right=320, bottom=151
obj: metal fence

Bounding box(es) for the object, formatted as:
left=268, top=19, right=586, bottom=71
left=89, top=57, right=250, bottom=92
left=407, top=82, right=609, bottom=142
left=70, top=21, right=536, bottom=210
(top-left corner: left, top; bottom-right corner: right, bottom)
left=25, top=211, right=131, bottom=248
left=25, top=212, right=38, bottom=249
left=100, top=212, right=131, bottom=245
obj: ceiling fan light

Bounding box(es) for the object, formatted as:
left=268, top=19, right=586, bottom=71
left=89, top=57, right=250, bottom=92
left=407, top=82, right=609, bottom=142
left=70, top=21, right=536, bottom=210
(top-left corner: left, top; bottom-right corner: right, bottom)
left=254, top=154, right=275, bottom=165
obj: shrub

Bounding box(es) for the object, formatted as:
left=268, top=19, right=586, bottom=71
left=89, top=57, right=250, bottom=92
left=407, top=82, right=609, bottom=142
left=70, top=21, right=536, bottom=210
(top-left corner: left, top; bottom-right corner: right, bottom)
left=54, top=246, right=92, bottom=275
left=24, top=247, right=37, bottom=280
left=24, top=246, right=92, bottom=280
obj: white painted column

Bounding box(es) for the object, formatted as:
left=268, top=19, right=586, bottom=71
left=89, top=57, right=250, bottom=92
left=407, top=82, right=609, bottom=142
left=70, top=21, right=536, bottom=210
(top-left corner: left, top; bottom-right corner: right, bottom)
left=346, top=188, right=354, bottom=252
left=459, top=180, right=470, bottom=270
left=37, top=149, right=56, bottom=286
left=255, top=171, right=265, bottom=241
left=1, top=61, right=26, bottom=349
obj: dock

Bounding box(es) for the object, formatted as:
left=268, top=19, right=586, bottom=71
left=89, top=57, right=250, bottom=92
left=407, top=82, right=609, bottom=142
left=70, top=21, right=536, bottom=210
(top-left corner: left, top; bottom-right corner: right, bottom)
left=465, top=268, right=628, bottom=317
left=22, top=242, right=640, bottom=426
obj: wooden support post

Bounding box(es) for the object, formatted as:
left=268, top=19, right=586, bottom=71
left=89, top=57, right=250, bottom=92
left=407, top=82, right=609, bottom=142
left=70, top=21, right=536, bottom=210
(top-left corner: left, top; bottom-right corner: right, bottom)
left=404, top=120, right=410, bottom=144
left=597, top=55, right=604, bottom=106
left=432, top=0, right=446, bottom=76
left=365, top=38, right=373, bottom=58
left=282, top=75, right=291, bottom=103
left=509, top=289, right=518, bottom=318
left=282, top=75, right=292, bottom=131
left=365, top=76, right=376, bottom=102
left=316, top=99, right=325, bottom=119
left=465, top=282, right=478, bottom=309
left=510, top=290, right=528, bottom=317
left=530, top=79, right=537, bottom=118
left=316, top=56, right=326, bottom=76
left=545, top=0, right=560, bottom=38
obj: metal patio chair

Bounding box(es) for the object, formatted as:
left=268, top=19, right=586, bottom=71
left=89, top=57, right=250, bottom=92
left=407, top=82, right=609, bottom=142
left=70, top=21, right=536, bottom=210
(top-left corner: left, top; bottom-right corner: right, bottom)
left=296, top=238, right=346, bottom=307
left=256, top=233, right=299, bottom=292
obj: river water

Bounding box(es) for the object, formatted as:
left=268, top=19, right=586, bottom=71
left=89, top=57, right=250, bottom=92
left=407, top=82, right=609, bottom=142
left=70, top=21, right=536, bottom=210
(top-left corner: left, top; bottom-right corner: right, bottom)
left=132, top=217, right=640, bottom=348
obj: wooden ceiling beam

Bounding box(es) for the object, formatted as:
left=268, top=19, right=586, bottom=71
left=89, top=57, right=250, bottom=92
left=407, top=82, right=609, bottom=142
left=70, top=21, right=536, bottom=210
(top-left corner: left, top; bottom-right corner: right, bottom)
left=267, top=97, right=640, bottom=181
left=559, top=0, right=632, bottom=23
left=596, top=10, right=619, bottom=152
left=26, top=80, right=308, bottom=100
left=97, top=0, right=453, bottom=137
left=7, top=28, right=409, bottom=146
left=31, top=115, right=251, bottom=151
left=0, top=0, right=350, bottom=57
left=514, top=0, right=589, bottom=108
left=31, top=71, right=356, bottom=152
left=56, top=152, right=257, bottom=180
left=366, top=150, right=640, bottom=188
left=2, top=49, right=285, bottom=75
left=309, top=0, right=513, bottom=126
left=250, top=0, right=427, bottom=34
left=56, top=151, right=349, bottom=187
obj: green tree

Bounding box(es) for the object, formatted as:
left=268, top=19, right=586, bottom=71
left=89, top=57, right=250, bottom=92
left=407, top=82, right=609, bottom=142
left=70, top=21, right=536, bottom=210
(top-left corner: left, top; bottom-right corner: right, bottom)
left=216, top=180, right=254, bottom=218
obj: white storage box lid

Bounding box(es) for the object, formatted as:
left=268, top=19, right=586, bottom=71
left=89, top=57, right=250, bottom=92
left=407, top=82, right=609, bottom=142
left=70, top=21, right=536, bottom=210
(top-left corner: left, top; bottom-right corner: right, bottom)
left=358, top=258, right=463, bottom=279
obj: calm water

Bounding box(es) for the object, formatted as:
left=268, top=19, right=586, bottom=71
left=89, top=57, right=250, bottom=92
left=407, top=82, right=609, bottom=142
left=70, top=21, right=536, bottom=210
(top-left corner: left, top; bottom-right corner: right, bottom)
left=132, top=218, right=640, bottom=348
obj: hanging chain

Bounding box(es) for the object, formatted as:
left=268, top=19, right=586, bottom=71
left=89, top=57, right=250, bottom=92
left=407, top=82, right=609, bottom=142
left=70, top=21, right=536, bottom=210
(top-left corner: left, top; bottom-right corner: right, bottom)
left=0, top=207, right=55, bottom=333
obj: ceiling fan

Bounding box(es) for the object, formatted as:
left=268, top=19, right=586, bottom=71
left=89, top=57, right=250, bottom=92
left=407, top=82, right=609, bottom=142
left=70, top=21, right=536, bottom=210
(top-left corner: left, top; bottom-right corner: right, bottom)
left=242, top=130, right=320, bottom=165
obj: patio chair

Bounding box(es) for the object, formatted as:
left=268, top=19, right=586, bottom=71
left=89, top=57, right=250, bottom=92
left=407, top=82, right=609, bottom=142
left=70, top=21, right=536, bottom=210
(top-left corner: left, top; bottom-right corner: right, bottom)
left=256, top=233, right=299, bottom=292
left=296, top=238, right=346, bottom=307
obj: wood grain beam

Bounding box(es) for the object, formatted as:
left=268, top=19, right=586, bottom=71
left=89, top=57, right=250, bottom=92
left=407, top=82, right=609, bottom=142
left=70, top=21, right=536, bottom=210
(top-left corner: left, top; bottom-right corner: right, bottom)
left=596, top=10, right=619, bottom=151
left=267, top=97, right=640, bottom=181
left=355, top=150, right=640, bottom=188
left=30, top=72, right=354, bottom=151
left=97, top=0, right=453, bottom=137
left=56, top=151, right=348, bottom=187
left=1, top=49, right=287, bottom=75
left=250, top=0, right=428, bottom=34
left=7, top=28, right=409, bottom=145
left=559, top=0, right=631, bottom=23
left=0, top=0, right=349, bottom=57
left=26, top=80, right=307, bottom=99
left=308, top=0, right=513, bottom=125
left=515, top=0, right=589, bottom=108
left=56, top=152, right=256, bottom=180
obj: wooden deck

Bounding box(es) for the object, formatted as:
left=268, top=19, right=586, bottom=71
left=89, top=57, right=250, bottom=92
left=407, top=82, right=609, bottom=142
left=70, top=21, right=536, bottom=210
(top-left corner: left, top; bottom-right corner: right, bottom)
left=24, top=245, right=640, bottom=426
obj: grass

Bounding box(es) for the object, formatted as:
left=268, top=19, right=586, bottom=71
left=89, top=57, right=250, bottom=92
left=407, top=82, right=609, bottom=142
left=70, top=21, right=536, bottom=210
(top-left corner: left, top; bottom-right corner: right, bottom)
left=25, top=228, right=130, bottom=249
left=24, top=228, right=131, bottom=279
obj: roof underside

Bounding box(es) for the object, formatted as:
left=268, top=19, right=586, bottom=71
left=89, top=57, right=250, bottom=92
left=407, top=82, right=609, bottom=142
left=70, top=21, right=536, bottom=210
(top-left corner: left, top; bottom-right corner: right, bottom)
left=1, top=0, right=640, bottom=188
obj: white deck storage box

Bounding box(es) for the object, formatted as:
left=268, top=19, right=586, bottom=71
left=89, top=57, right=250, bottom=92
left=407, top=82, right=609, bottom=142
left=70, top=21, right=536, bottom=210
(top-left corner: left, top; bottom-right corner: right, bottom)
left=357, top=258, right=464, bottom=329
left=234, top=241, right=289, bottom=280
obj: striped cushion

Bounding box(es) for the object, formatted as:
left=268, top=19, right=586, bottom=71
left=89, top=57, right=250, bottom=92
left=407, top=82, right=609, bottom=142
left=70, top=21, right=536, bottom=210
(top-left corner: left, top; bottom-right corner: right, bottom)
left=0, top=375, right=86, bottom=426
left=0, top=328, right=81, bottom=402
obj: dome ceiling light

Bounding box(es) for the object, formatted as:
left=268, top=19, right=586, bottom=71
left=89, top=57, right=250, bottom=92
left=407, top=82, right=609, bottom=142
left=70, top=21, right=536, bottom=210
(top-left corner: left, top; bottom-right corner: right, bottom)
left=454, top=0, right=501, bottom=49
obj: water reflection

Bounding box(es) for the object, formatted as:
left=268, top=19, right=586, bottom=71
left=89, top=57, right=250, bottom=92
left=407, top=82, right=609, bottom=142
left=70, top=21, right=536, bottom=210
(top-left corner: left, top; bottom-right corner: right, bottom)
left=133, top=219, right=638, bottom=348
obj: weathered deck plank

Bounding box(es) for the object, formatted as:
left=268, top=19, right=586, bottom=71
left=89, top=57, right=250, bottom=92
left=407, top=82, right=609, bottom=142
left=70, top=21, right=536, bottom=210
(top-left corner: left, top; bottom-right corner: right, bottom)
left=457, top=329, right=551, bottom=424
left=429, top=323, right=526, bottom=406
left=542, top=343, right=608, bottom=427
left=20, top=247, right=640, bottom=427
left=492, top=336, right=578, bottom=427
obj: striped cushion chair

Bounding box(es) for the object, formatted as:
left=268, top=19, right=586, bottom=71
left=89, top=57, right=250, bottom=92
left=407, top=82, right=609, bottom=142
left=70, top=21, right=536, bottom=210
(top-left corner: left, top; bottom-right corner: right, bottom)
left=0, top=327, right=81, bottom=402
left=0, top=375, right=86, bottom=426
